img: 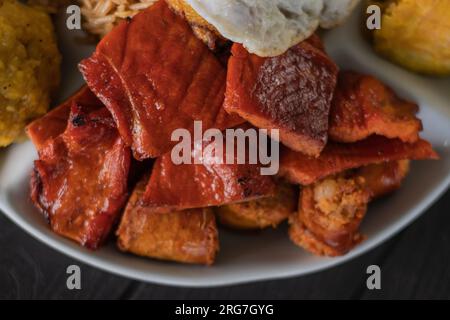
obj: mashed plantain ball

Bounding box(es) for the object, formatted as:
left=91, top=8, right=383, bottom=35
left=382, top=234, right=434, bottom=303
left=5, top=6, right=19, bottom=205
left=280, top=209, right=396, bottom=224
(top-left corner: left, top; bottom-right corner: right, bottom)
left=373, top=0, right=450, bottom=76
left=0, top=0, right=61, bottom=147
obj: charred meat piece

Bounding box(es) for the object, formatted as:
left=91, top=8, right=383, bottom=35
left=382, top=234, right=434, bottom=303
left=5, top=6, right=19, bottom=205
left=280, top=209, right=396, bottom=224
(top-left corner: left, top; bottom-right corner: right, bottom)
left=30, top=104, right=131, bottom=249
left=289, top=175, right=370, bottom=256
left=79, top=0, right=242, bottom=160
left=329, top=71, right=422, bottom=143
left=143, top=125, right=276, bottom=212
left=117, top=175, right=219, bottom=265
left=224, top=37, right=338, bottom=156
left=358, top=160, right=410, bottom=199
left=279, top=135, right=438, bottom=185
left=26, top=86, right=101, bottom=153
left=215, top=182, right=297, bottom=230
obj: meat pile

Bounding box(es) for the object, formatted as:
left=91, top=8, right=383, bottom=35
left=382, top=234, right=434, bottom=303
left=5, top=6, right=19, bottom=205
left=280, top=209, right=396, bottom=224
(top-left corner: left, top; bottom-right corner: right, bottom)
left=27, top=0, right=438, bottom=264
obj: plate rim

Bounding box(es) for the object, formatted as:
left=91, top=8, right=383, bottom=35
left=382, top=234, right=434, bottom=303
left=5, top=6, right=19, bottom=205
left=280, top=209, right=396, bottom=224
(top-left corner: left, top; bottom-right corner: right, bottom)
left=1, top=3, right=450, bottom=287
left=1, top=172, right=449, bottom=287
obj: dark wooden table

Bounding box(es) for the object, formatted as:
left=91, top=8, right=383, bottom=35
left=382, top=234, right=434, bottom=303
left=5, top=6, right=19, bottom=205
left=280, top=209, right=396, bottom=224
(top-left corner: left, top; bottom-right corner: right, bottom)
left=1, top=189, right=449, bottom=300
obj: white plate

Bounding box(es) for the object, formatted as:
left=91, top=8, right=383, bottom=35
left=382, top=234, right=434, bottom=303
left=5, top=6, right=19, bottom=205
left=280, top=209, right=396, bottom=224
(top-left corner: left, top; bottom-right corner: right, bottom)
left=1, top=7, right=450, bottom=287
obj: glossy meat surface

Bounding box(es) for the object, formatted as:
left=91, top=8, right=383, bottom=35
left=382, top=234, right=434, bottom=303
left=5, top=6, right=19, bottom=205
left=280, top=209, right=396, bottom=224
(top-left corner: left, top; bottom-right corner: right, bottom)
left=79, top=0, right=242, bottom=160
left=117, top=176, right=219, bottom=265
left=143, top=126, right=276, bottom=212
left=224, top=37, right=338, bottom=156
left=358, top=160, right=410, bottom=199
left=30, top=104, right=131, bottom=249
left=329, top=72, right=422, bottom=143
left=289, top=175, right=370, bottom=256
left=26, top=86, right=101, bottom=153
left=279, top=135, right=438, bottom=185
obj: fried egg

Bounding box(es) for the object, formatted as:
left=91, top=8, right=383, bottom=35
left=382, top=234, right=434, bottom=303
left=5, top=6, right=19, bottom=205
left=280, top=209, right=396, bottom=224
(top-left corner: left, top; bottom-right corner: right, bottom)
left=185, top=0, right=360, bottom=57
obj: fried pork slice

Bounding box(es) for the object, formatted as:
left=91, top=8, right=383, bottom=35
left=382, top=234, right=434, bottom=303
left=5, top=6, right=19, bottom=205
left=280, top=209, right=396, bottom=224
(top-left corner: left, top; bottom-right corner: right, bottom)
left=30, top=104, right=131, bottom=249
left=143, top=128, right=276, bottom=212
left=358, top=160, right=410, bottom=199
left=224, top=37, right=338, bottom=156
left=279, top=135, right=438, bottom=185
left=79, top=0, right=243, bottom=160
left=26, top=86, right=101, bottom=153
left=117, top=176, right=219, bottom=265
left=329, top=71, right=422, bottom=143
left=289, top=175, right=370, bottom=256
left=215, top=182, right=297, bottom=230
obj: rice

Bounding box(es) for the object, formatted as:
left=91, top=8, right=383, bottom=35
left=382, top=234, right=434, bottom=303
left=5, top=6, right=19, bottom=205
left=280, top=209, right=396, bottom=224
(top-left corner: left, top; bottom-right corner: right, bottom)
left=79, top=0, right=157, bottom=37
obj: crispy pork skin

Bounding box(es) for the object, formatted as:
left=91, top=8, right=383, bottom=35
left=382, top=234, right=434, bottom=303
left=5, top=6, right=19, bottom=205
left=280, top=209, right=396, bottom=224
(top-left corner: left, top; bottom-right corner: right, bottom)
left=26, top=86, right=101, bottom=153
left=279, top=135, right=438, bottom=186
left=329, top=72, right=422, bottom=143
left=79, top=0, right=242, bottom=160
left=143, top=152, right=276, bottom=212
left=143, top=125, right=276, bottom=212
left=117, top=176, right=219, bottom=265
left=224, top=37, right=338, bottom=156
left=30, top=104, right=131, bottom=249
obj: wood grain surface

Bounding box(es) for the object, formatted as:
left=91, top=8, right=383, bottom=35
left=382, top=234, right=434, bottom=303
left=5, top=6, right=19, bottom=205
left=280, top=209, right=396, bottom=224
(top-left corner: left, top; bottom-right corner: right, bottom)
left=0, top=190, right=449, bottom=300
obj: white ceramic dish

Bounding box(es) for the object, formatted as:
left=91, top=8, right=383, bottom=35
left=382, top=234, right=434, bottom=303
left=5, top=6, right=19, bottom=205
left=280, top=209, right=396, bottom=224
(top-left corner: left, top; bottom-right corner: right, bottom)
left=0, top=8, right=449, bottom=287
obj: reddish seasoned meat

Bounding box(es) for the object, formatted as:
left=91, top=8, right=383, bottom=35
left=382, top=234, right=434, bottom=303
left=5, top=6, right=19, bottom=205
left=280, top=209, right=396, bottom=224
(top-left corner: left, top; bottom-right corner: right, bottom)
left=305, top=34, right=326, bottom=52
left=329, top=72, right=422, bottom=143
left=289, top=160, right=410, bottom=256
left=289, top=174, right=370, bottom=256
left=117, top=175, right=219, bottom=265
left=224, top=37, right=338, bottom=156
left=30, top=104, right=131, bottom=249
left=143, top=126, right=276, bottom=212
left=279, top=135, right=438, bottom=185
left=79, top=0, right=243, bottom=160
left=358, top=160, right=410, bottom=199
left=26, top=86, right=101, bottom=153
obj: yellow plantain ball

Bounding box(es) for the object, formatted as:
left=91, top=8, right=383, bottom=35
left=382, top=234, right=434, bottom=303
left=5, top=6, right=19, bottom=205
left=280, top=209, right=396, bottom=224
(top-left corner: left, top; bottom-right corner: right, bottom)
left=373, top=0, right=450, bottom=76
